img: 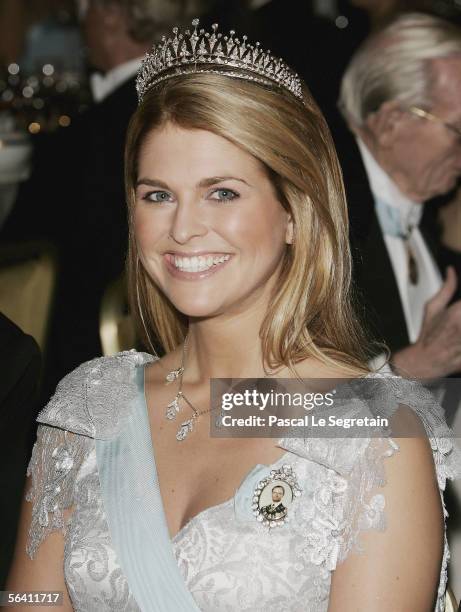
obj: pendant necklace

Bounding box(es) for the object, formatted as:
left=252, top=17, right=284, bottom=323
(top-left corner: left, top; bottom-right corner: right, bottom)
left=174, top=393, right=220, bottom=442
left=163, top=336, right=280, bottom=441
left=164, top=335, right=188, bottom=420
left=163, top=335, right=220, bottom=441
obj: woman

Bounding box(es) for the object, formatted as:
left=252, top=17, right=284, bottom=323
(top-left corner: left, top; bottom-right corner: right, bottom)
left=6, top=19, right=459, bottom=611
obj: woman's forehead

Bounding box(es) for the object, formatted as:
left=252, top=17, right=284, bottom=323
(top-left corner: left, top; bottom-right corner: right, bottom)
left=137, top=123, right=267, bottom=182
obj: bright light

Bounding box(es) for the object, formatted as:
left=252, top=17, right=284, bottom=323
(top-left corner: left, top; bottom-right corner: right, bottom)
left=58, top=115, right=71, bottom=127
left=28, top=122, right=41, bottom=134
left=42, top=64, right=55, bottom=76
left=335, top=16, right=349, bottom=29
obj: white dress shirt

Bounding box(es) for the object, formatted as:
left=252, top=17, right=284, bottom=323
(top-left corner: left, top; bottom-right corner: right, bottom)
left=90, top=57, right=143, bottom=103
left=356, top=138, right=442, bottom=345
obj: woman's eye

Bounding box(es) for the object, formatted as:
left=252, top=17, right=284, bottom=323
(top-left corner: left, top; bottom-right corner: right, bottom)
left=143, top=191, right=172, bottom=203
left=209, top=188, right=239, bottom=201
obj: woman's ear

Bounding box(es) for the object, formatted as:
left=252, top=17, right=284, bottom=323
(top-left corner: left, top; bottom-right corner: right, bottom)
left=285, top=215, right=294, bottom=245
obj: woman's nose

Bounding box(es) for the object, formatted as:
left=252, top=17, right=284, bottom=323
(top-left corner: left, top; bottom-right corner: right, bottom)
left=169, top=199, right=207, bottom=244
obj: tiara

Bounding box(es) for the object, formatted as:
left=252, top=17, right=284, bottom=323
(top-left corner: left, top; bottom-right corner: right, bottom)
left=136, top=19, right=303, bottom=103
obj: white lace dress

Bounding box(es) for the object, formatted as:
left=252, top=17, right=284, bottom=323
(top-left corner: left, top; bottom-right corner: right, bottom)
left=25, top=351, right=460, bottom=611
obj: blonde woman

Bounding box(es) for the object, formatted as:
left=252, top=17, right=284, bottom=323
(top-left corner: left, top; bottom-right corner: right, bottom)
left=6, top=19, right=459, bottom=611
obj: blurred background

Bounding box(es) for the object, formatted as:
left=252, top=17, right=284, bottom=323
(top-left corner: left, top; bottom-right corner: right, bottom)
left=1, top=0, right=461, bottom=600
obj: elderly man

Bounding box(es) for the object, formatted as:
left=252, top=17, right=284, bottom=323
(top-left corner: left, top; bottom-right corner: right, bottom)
left=337, top=13, right=461, bottom=600
left=337, top=12, right=461, bottom=380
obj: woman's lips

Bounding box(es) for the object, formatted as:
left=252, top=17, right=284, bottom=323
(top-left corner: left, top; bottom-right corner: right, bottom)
left=163, top=252, right=233, bottom=280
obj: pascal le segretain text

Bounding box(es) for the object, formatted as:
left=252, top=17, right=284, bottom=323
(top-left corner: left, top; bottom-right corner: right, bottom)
left=220, top=414, right=389, bottom=429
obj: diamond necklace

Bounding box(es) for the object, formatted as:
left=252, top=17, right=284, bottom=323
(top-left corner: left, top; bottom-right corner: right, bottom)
left=164, top=335, right=188, bottom=420
left=174, top=392, right=221, bottom=442
left=164, top=336, right=221, bottom=441
left=164, top=336, right=281, bottom=442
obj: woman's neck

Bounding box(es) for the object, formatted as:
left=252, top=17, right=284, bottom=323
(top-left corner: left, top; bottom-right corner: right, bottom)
left=179, top=321, right=347, bottom=383
left=185, top=317, right=268, bottom=382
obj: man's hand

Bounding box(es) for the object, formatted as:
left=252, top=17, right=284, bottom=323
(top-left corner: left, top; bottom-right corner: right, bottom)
left=392, top=266, right=461, bottom=378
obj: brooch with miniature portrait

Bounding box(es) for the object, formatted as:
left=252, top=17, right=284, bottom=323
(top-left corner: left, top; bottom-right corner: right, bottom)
left=252, top=464, right=302, bottom=528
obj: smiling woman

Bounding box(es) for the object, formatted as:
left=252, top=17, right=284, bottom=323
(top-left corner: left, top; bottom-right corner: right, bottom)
left=132, top=123, right=293, bottom=321
left=6, top=18, right=460, bottom=612
left=125, top=66, right=365, bottom=369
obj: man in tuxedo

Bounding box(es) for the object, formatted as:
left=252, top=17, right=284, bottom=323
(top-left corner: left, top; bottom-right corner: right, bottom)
left=336, top=12, right=461, bottom=380
left=0, top=313, right=41, bottom=587
left=337, top=15, right=461, bottom=598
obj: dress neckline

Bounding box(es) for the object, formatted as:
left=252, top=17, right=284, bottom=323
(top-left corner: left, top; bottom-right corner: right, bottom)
left=139, top=362, right=292, bottom=542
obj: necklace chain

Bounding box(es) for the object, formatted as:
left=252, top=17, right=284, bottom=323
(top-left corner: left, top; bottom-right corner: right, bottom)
left=164, top=335, right=281, bottom=441
left=164, top=335, right=221, bottom=440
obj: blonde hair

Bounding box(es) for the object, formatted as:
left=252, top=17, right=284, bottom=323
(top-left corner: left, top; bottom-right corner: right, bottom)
left=125, top=72, right=371, bottom=373
left=340, top=12, right=461, bottom=126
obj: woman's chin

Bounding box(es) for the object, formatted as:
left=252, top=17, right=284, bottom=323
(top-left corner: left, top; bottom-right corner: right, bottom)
left=169, top=298, right=226, bottom=319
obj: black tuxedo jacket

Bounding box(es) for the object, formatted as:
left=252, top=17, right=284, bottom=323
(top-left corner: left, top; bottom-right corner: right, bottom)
left=0, top=313, right=41, bottom=587
left=1, top=77, right=138, bottom=399
left=332, top=122, right=443, bottom=356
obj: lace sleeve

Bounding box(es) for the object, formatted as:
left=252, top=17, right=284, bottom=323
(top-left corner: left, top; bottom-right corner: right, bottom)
left=25, top=424, right=92, bottom=559
left=337, top=436, right=399, bottom=562
left=336, top=429, right=456, bottom=612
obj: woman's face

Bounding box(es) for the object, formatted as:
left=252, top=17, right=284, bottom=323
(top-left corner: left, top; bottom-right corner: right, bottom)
left=134, top=122, right=293, bottom=319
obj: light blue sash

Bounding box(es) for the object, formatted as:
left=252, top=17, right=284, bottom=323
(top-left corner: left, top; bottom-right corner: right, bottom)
left=95, top=365, right=200, bottom=612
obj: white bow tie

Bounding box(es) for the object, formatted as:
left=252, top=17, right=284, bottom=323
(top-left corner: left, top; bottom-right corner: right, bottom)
left=375, top=197, right=423, bottom=238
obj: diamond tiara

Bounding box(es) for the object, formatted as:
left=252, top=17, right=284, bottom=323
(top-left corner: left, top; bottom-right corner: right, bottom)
left=136, top=19, right=303, bottom=103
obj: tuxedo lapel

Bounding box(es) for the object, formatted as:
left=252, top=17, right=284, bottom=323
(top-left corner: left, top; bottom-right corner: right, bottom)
left=333, top=126, right=410, bottom=353
left=352, top=212, right=410, bottom=353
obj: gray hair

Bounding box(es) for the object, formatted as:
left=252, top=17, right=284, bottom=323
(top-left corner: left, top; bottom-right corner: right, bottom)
left=339, top=12, right=461, bottom=126
left=93, top=0, right=212, bottom=43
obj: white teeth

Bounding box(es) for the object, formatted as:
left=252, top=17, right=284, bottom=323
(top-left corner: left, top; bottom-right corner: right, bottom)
left=171, top=254, right=230, bottom=272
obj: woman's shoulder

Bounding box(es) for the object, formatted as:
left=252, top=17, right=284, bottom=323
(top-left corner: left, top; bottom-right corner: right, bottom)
left=279, top=373, right=460, bottom=487
left=37, top=350, right=156, bottom=439
left=276, top=374, right=458, bottom=583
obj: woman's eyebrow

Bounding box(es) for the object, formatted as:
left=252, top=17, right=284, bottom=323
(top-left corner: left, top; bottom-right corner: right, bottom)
left=135, top=176, right=252, bottom=189
left=135, top=177, right=169, bottom=189
left=198, top=176, right=251, bottom=188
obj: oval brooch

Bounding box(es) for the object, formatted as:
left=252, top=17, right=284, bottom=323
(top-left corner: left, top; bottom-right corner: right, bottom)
left=252, top=464, right=302, bottom=528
